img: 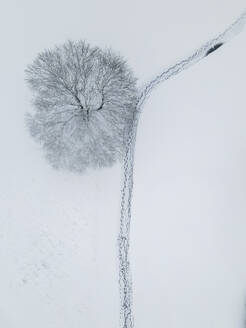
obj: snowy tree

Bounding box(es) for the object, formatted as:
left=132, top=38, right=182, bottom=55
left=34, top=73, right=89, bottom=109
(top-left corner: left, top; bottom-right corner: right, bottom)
left=26, top=40, right=138, bottom=172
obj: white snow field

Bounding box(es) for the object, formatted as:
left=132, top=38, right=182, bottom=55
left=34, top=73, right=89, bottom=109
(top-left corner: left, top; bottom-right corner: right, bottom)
left=0, top=1, right=246, bottom=327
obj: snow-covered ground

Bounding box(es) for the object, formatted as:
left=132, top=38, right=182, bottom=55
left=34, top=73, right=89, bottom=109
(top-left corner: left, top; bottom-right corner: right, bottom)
left=0, top=0, right=246, bottom=327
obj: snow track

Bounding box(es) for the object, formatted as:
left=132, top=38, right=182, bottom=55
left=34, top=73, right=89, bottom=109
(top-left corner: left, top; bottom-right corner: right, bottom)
left=118, top=10, right=246, bottom=328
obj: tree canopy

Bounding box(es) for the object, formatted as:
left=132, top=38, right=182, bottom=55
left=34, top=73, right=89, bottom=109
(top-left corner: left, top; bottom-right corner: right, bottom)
left=26, top=40, right=138, bottom=172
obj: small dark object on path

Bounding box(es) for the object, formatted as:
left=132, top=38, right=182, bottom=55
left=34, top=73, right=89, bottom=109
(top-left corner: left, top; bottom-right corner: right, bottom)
left=205, top=42, right=224, bottom=56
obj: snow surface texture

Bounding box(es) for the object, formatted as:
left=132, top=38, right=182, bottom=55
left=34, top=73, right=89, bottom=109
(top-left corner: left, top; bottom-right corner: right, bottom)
left=1, top=1, right=246, bottom=328
left=119, top=10, right=246, bottom=328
